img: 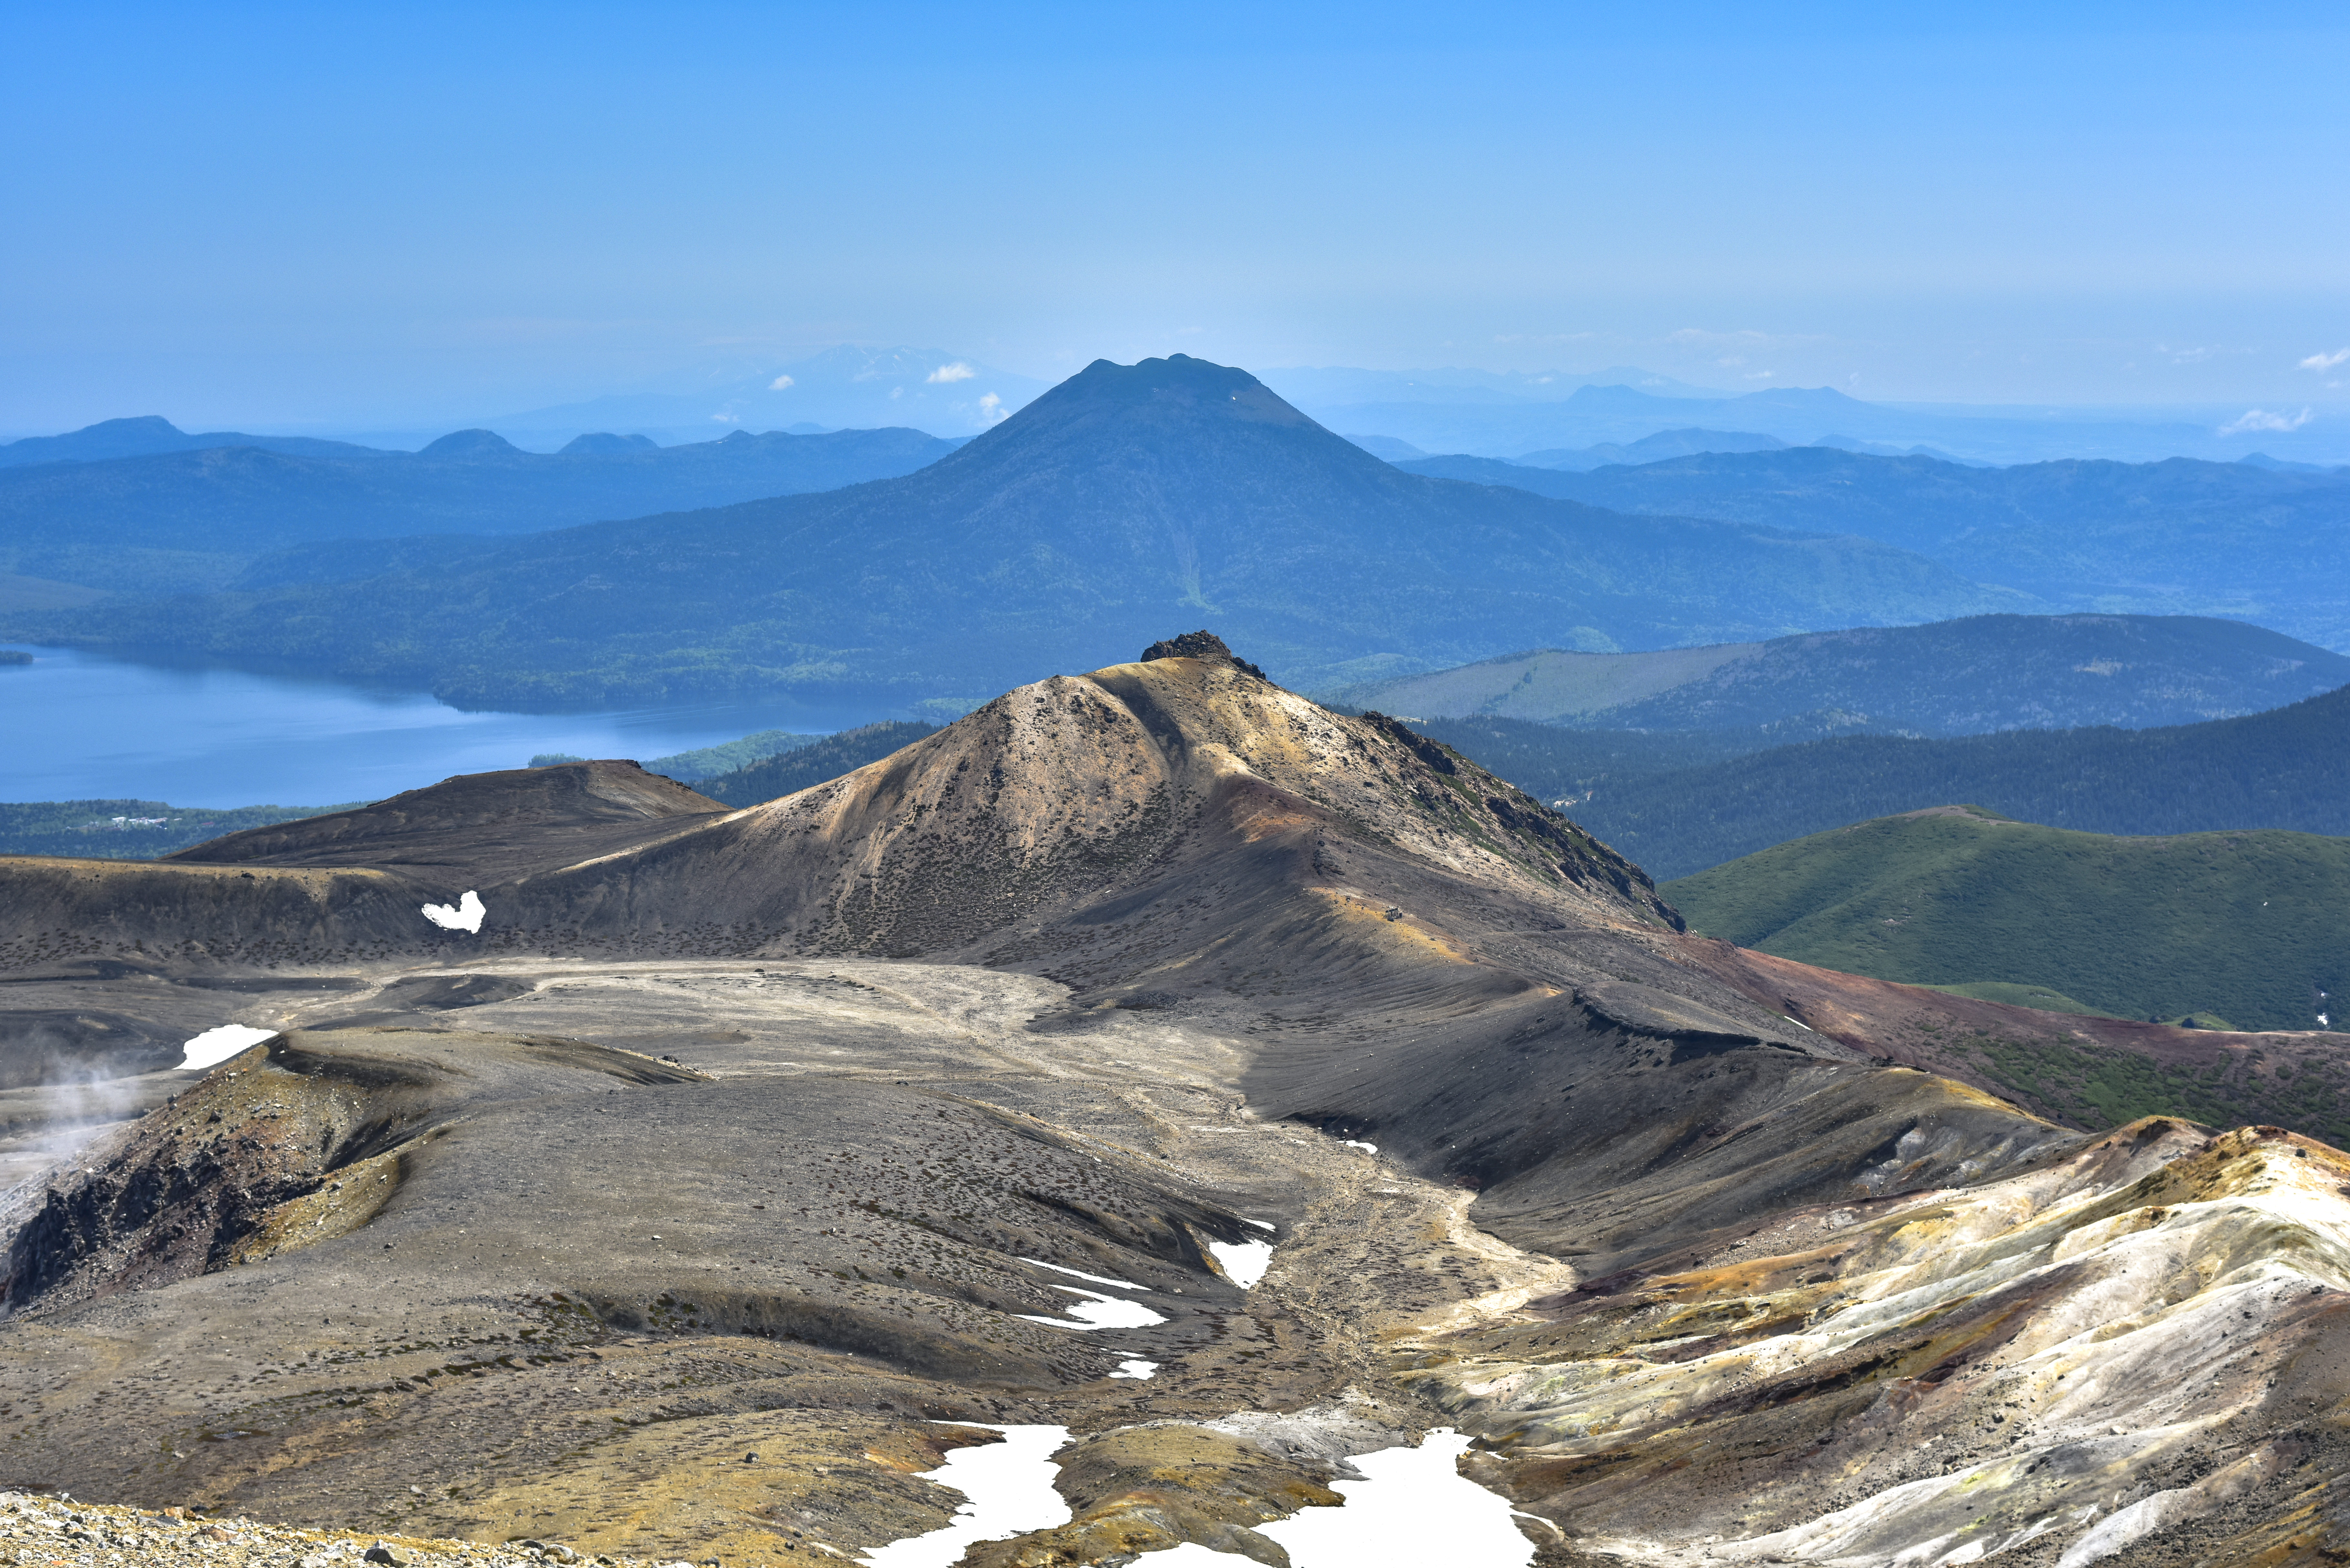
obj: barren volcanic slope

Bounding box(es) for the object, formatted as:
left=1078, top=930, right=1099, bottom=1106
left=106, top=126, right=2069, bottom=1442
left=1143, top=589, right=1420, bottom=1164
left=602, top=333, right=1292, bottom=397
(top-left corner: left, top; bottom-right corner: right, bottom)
left=4, top=636, right=2350, bottom=1566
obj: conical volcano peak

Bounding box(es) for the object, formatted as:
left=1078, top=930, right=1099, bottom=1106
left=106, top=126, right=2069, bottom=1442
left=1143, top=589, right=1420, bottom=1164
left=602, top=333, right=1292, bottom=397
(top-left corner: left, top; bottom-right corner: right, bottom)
left=1018, top=353, right=1317, bottom=430
left=1139, top=629, right=1267, bottom=678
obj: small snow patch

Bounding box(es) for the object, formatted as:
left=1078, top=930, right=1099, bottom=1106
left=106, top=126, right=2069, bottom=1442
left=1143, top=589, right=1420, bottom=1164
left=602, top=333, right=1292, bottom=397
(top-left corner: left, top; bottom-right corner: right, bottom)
left=1342, top=1140, right=1379, bottom=1153
left=1020, top=1256, right=1150, bottom=1292
left=1210, top=1239, right=1274, bottom=1288
left=421, top=890, right=485, bottom=932
left=1243, top=1217, right=1276, bottom=1231
left=180, top=1025, right=277, bottom=1071
left=1108, top=1359, right=1159, bottom=1380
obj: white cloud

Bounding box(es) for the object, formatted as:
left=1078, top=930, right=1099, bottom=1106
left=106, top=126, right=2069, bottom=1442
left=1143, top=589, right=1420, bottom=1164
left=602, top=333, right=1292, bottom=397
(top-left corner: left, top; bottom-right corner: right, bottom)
left=979, top=392, right=1007, bottom=423
left=769, top=374, right=795, bottom=391
left=926, top=361, right=976, bottom=384
left=2299, top=347, right=2350, bottom=372
left=2218, top=407, right=2313, bottom=437
left=1668, top=327, right=1774, bottom=349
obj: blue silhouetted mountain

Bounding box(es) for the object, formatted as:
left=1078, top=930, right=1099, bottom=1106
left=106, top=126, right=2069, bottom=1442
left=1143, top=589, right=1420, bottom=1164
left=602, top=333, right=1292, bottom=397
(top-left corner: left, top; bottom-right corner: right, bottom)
left=1327, top=613, right=2350, bottom=734
left=1425, top=679, right=2350, bottom=882
left=0, top=423, right=963, bottom=596
left=0, top=415, right=374, bottom=468
left=6, top=355, right=2018, bottom=710
left=417, top=429, right=526, bottom=458
left=558, top=432, right=662, bottom=455
left=1404, top=428, right=1787, bottom=479
left=1285, top=378, right=2344, bottom=465
left=1440, top=445, right=2350, bottom=651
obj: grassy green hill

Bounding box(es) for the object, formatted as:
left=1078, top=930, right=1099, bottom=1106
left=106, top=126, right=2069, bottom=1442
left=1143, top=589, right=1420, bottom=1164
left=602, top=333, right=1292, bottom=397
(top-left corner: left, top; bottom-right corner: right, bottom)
left=1662, top=805, right=2348, bottom=1032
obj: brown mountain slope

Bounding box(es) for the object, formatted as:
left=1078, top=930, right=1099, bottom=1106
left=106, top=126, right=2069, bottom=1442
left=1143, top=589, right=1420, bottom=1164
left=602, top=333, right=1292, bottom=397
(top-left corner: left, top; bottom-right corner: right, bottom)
left=4, top=636, right=2349, bottom=1566
left=170, top=758, right=729, bottom=883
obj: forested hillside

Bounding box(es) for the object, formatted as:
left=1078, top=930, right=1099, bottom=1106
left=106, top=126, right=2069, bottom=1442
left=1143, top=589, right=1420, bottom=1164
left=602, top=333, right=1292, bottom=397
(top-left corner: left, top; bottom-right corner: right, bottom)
left=693, top=721, right=940, bottom=806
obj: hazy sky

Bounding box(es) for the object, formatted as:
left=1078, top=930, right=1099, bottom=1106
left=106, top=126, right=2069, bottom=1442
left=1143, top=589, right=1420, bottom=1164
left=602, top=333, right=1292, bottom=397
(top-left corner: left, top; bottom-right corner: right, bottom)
left=5, top=1, right=2347, bottom=433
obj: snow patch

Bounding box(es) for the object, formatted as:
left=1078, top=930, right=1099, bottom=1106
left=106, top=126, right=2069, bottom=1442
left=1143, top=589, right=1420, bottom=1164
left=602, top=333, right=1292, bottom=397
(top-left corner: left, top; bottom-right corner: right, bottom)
left=421, top=889, right=485, bottom=932
left=1210, top=1239, right=1274, bottom=1288
left=866, top=1424, right=1072, bottom=1568
left=1108, top=1359, right=1159, bottom=1380
left=1014, top=1284, right=1169, bottom=1330
left=1244, top=1217, right=1275, bottom=1231
left=1020, top=1256, right=1150, bottom=1292
left=179, top=1025, right=277, bottom=1071
left=1342, top=1140, right=1378, bottom=1153
left=1244, top=1428, right=1532, bottom=1567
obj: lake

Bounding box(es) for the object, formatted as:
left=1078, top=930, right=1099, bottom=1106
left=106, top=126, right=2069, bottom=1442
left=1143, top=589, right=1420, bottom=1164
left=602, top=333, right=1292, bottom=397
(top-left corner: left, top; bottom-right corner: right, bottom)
left=0, top=643, right=887, bottom=805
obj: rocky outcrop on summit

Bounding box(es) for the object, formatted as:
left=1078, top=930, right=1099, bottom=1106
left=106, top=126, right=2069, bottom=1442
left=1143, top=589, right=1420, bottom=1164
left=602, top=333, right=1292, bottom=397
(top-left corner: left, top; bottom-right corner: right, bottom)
left=1140, top=628, right=1266, bottom=677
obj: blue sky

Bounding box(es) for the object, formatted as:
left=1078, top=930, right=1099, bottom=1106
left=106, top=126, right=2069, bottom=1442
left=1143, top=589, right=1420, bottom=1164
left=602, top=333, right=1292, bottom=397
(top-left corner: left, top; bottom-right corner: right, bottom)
left=4, top=1, right=2346, bottom=432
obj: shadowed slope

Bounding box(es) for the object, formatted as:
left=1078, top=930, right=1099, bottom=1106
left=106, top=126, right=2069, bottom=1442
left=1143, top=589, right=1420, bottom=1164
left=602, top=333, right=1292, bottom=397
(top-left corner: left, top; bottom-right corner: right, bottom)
left=170, top=759, right=729, bottom=884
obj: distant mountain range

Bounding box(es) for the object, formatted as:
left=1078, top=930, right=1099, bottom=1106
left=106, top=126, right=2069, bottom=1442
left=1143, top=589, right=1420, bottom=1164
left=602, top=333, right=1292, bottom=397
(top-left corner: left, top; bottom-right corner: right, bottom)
left=3, top=355, right=2019, bottom=710
left=1392, top=445, right=2350, bottom=651
left=1302, top=379, right=2350, bottom=466
left=0, top=415, right=376, bottom=468
left=1663, top=804, right=2347, bottom=1034
left=1511, top=427, right=1791, bottom=470
left=1260, top=364, right=1730, bottom=406
left=0, top=421, right=961, bottom=597
left=1328, top=614, right=2350, bottom=732
left=1441, top=680, right=2350, bottom=879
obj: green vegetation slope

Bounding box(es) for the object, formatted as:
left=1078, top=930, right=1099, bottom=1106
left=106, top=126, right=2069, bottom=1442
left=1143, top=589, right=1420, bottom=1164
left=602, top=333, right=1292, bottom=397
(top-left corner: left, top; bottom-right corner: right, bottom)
left=1662, top=805, right=2347, bottom=1032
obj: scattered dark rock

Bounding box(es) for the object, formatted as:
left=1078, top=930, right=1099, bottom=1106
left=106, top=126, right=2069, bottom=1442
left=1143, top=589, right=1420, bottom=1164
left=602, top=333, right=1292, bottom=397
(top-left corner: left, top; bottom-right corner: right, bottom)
left=1116, top=991, right=1182, bottom=1011
left=1141, top=630, right=1266, bottom=678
